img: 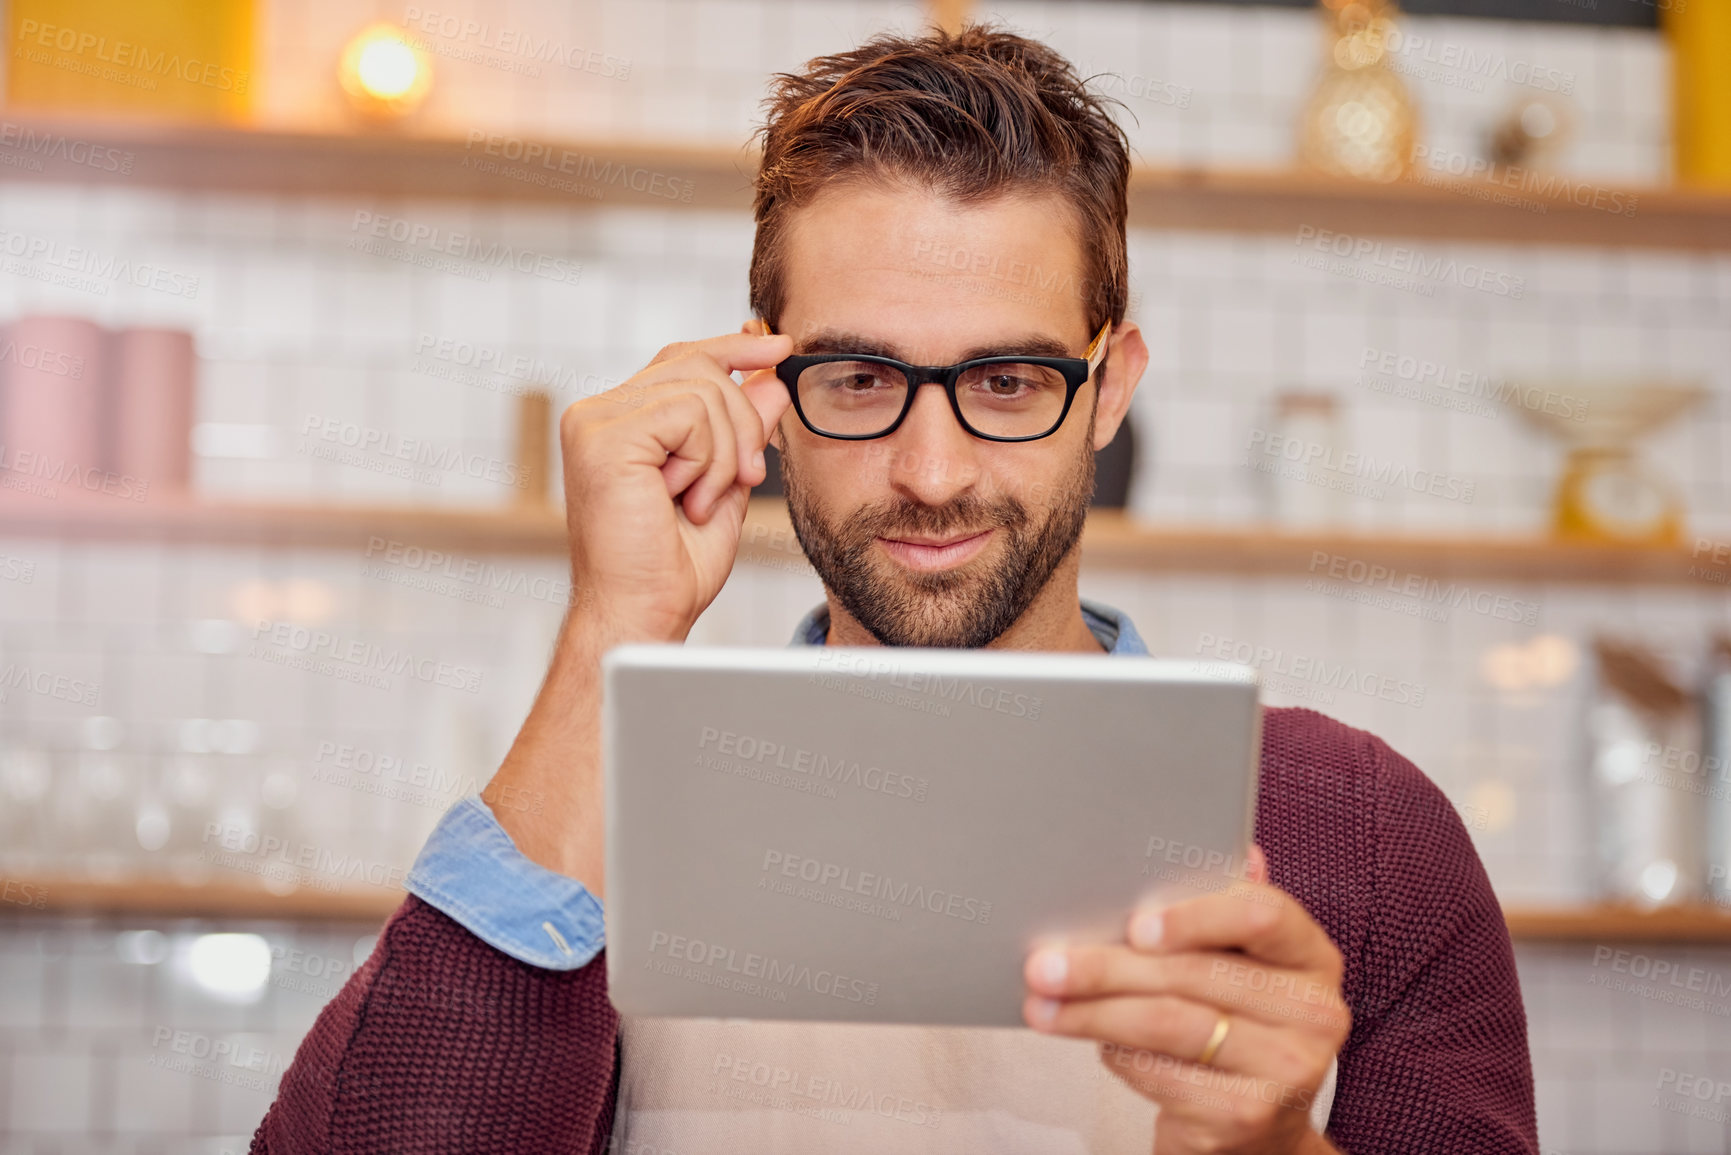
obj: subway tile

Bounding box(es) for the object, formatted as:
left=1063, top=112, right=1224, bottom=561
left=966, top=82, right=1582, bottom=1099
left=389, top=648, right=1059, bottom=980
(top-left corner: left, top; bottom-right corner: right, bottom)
left=8, top=1046, right=93, bottom=1132
left=112, top=1045, right=198, bottom=1135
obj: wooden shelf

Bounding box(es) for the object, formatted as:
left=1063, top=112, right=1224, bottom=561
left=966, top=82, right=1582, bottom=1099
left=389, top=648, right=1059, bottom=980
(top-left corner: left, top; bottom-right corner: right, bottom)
left=7, top=876, right=401, bottom=923
left=8, top=878, right=1731, bottom=943
left=1074, top=509, right=1715, bottom=587
left=2, top=117, right=1728, bottom=250
left=1503, top=904, right=1731, bottom=944
left=0, top=493, right=568, bottom=554
left=0, top=117, right=757, bottom=212
left=1125, top=166, right=1731, bottom=252
left=0, top=495, right=1717, bottom=587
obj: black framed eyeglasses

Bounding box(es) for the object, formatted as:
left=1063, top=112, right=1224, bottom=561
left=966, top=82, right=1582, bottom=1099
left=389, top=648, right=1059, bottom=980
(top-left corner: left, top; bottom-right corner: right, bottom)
left=769, top=321, right=1112, bottom=442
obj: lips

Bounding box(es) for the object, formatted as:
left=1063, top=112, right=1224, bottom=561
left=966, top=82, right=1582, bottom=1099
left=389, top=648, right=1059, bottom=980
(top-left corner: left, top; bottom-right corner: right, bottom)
left=876, top=528, right=995, bottom=572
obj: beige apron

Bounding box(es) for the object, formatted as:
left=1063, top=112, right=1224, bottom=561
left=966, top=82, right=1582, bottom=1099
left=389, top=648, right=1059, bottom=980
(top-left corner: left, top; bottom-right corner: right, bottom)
left=609, top=1016, right=1336, bottom=1153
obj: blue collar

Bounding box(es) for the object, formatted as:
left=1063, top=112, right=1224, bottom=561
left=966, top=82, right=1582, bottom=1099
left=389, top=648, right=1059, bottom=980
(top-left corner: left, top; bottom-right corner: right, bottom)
left=789, top=598, right=1149, bottom=655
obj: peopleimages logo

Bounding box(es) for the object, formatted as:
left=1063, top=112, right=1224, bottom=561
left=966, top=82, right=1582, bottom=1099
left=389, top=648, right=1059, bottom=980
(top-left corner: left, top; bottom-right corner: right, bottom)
left=462, top=132, right=695, bottom=203
left=696, top=726, right=930, bottom=802
left=0, top=228, right=201, bottom=298
left=1293, top=225, right=1526, bottom=299
left=1410, top=145, right=1638, bottom=218
left=0, top=442, right=151, bottom=503
left=403, top=8, right=632, bottom=78
left=201, top=822, right=408, bottom=891
left=0, top=335, right=84, bottom=378
left=148, top=1028, right=286, bottom=1093
left=249, top=618, right=484, bottom=694
left=13, top=19, right=250, bottom=93
left=1306, top=550, right=1540, bottom=626
left=759, top=848, right=993, bottom=924
left=1195, top=632, right=1427, bottom=709
left=0, top=662, right=100, bottom=707
left=710, top=1051, right=944, bottom=1130
left=413, top=333, right=624, bottom=399
left=348, top=211, right=584, bottom=284
left=1358, top=346, right=1587, bottom=422
left=811, top=650, right=1044, bottom=719
left=1591, top=946, right=1731, bottom=998
left=0, top=120, right=135, bottom=175
left=648, top=930, right=880, bottom=1005
left=299, top=414, right=526, bottom=489
left=362, top=536, right=582, bottom=609
left=1246, top=429, right=1476, bottom=505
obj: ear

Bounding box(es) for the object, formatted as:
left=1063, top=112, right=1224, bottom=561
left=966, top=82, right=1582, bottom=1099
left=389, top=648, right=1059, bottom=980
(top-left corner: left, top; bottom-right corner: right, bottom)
left=1089, top=320, right=1149, bottom=453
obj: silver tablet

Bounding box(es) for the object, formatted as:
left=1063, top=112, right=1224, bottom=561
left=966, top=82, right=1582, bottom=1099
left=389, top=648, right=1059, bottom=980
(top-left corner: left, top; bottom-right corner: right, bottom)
left=602, top=644, right=1261, bottom=1027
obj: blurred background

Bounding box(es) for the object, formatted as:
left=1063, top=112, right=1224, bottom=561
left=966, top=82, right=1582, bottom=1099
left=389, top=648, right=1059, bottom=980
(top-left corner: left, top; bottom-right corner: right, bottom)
left=0, top=0, right=1727, bottom=1150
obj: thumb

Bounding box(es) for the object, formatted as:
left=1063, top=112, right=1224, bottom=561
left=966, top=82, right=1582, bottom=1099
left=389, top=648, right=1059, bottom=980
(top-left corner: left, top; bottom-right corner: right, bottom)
left=1244, top=844, right=1269, bottom=885
left=740, top=366, right=794, bottom=447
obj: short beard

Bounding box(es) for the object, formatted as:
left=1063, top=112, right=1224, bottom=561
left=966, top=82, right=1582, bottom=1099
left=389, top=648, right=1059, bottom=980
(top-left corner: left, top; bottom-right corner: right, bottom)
left=779, top=419, right=1096, bottom=649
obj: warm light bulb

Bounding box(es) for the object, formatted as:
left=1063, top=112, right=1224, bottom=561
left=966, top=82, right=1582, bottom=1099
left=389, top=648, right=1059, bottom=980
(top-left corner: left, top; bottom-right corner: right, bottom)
left=339, top=23, right=433, bottom=118
left=357, top=37, right=420, bottom=99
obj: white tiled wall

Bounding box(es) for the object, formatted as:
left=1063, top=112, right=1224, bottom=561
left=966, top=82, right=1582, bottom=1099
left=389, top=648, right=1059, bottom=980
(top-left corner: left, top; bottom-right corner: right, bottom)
left=0, top=918, right=378, bottom=1154
left=2, top=1, right=1726, bottom=1152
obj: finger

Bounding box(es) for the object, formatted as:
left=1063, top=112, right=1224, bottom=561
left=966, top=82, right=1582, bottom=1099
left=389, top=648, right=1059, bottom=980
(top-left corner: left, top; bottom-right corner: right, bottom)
left=1025, top=945, right=1346, bottom=1032
left=738, top=365, right=794, bottom=456
left=635, top=347, right=791, bottom=480
left=666, top=356, right=784, bottom=490
left=672, top=381, right=744, bottom=523
left=1026, top=992, right=1302, bottom=1084
left=631, top=391, right=718, bottom=501
left=1245, top=844, right=1268, bottom=885
left=710, top=362, right=783, bottom=487
left=735, top=313, right=796, bottom=446
left=1129, top=882, right=1338, bottom=976
left=650, top=331, right=791, bottom=377
left=1098, top=1044, right=1320, bottom=1124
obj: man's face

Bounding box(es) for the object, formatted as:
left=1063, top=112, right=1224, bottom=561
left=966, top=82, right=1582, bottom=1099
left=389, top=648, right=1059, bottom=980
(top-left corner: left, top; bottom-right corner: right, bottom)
left=771, top=182, right=1133, bottom=649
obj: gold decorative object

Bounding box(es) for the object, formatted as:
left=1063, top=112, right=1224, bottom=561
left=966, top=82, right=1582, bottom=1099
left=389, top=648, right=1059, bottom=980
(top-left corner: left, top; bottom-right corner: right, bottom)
left=1298, top=0, right=1419, bottom=183
left=1666, top=0, right=1731, bottom=189
left=5, top=0, right=253, bottom=122
left=513, top=391, right=555, bottom=509
left=1502, top=381, right=1704, bottom=545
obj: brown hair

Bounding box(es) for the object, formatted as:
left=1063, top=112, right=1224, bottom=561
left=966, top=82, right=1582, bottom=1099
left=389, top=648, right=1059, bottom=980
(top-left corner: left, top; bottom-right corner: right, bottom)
left=749, top=24, right=1130, bottom=335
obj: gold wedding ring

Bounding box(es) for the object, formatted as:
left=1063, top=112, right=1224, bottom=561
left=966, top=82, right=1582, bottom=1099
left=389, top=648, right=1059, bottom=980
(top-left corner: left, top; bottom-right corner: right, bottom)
left=1197, top=1015, right=1232, bottom=1067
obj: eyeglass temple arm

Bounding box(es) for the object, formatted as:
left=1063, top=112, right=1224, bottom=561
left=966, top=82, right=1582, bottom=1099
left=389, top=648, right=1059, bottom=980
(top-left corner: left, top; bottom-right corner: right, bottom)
left=1084, top=320, right=1113, bottom=370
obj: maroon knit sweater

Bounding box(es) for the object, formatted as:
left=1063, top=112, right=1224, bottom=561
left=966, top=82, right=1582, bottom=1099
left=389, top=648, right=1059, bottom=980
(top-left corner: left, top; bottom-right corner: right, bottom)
left=250, top=707, right=1538, bottom=1153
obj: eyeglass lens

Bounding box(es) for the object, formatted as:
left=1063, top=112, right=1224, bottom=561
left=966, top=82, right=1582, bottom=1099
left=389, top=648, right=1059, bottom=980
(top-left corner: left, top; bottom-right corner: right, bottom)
left=796, top=361, right=1070, bottom=438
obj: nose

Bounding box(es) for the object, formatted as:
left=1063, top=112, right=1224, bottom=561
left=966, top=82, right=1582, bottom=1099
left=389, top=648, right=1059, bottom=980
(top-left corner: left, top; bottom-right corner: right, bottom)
left=882, top=381, right=980, bottom=506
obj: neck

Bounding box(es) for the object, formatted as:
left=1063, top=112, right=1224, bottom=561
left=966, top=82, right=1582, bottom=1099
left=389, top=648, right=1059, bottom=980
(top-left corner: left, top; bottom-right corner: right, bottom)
left=822, top=550, right=1105, bottom=653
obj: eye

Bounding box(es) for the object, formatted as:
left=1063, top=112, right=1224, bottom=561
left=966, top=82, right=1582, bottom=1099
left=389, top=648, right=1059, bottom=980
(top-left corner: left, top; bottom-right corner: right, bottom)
left=965, top=367, right=1058, bottom=400
left=801, top=361, right=907, bottom=401
left=981, top=373, right=1032, bottom=396
left=839, top=371, right=886, bottom=392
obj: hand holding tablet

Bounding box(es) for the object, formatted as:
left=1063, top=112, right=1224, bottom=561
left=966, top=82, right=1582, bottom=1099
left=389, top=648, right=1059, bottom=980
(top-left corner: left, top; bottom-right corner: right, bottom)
left=1024, top=843, right=1351, bottom=1151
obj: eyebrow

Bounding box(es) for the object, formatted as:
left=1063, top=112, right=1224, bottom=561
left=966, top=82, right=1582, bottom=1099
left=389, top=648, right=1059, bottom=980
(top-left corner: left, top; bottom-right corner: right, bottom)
left=795, top=329, right=1076, bottom=362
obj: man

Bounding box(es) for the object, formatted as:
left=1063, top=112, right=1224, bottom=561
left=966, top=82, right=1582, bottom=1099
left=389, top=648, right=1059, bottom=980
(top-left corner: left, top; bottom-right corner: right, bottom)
left=252, top=26, right=1537, bottom=1155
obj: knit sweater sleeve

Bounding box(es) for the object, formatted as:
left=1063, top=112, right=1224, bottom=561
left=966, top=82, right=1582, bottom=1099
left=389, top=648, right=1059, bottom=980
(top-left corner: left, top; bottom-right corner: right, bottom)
left=248, top=894, right=620, bottom=1154
left=1320, top=727, right=1539, bottom=1154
